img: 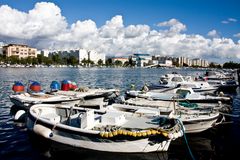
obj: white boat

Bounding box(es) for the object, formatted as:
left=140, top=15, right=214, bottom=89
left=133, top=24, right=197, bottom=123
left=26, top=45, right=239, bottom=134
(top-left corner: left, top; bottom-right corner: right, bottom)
left=105, top=102, right=221, bottom=134
left=169, top=109, right=220, bottom=133
left=9, top=88, right=119, bottom=109
left=9, top=92, right=82, bottom=109
left=150, top=73, right=217, bottom=93
left=26, top=104, right=184, bottom=153
left=126, top=87, right=232, bottom=104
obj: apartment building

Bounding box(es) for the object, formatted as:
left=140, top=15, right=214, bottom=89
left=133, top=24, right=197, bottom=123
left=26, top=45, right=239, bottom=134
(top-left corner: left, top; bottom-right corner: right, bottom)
left=3, top=44, right=37, bottom=58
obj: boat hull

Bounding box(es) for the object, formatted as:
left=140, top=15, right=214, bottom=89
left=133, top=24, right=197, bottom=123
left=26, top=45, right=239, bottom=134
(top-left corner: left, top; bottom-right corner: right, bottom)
left=26, top=115, right=171, bottom=153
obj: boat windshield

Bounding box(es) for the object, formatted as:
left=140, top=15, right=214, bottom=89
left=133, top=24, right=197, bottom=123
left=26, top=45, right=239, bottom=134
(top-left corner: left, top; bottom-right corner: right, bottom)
left=171, top=77, right=183, bottom=82
left=176, top=89, right=191, bottom=98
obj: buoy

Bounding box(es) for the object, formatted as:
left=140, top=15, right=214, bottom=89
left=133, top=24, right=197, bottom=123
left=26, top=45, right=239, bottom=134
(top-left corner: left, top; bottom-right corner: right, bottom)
left=108, top=132, right=113, bottom=138
left=127, top=131, right=133, bottom=136
left=100, top=132, right=104, bottom=137
left=33, top=124, right=53, bottom=138
left=122, top=130, right=128, bottom=135
left=29, top=81, right=41, bottom=92
left=113, top=130, right=118, bottom=136
left=142, top=132, right=147, bottom=137
left=14, top=110, right=26, bottom=121
left=61, top=80, right=71, bottom=91
left=117, top=130, right=123, bottom=135
left=50, top=81, right=60, bottom=91
left=151, top=130, right=157, bottom=135
left=137, top=132, right=142, bottom=137
left=103, top=132, right=109, bottom=138
left=147, top=130, right=151, bottom=136
left=132, top=132, right=137, bottom=137
left=162, top=132, right=168, bottom=137
left=12, top=81, right=24, bottom=93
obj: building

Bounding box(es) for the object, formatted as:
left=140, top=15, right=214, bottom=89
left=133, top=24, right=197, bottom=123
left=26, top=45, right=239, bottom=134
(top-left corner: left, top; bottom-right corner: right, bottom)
left=0, top=42, right=4, bottom=55
left=178, top=57, right=192, bottom=66
left=2, top=44, right=37, bottom=58
left=49, top=49, right=105, bottom=65
left=131, top=53, right=151, bottom=67
left=112, top=57, right=128, bottom=64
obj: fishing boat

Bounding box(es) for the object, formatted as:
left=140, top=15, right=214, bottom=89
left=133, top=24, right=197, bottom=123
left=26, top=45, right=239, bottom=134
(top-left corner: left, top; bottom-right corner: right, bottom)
left=9, top=81, right=119, bottom=109
left=26, top=104, right=184, bottom=153
left=126, top=86, right=232, bottom=104
left=9, top=92, right=83, bottom=109
left=105, top=102, right=221, bottom=134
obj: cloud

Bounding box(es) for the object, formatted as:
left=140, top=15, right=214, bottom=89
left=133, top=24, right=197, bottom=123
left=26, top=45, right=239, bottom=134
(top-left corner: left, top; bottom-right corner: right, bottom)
left=0, top=2, right=240, bottom=62
left=234, top=33, right=240, bottom=38
left=228, top=18, right=237, bottom=22
left=157, top=18, right=186, bottom=34
left=207, top=30, right=220, bottom=38
left=221, top=18, right=237, bottom=24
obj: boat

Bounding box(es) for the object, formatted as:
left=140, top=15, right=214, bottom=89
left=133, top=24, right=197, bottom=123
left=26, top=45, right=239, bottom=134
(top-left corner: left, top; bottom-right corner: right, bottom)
left=9, top=81, right=119, bottom=109
left=26, top=104, right=184, bottom=153
left=149, top=73, right=217, bottom=93
left=9, top=92, right=83, bottom=109
left=105, top=102, right=221, bottom=134
left=126, top=86, right=232, bottom=104
left=169, top=108, right=220, bottom=133
left=201, top=70, right=239, bottom=94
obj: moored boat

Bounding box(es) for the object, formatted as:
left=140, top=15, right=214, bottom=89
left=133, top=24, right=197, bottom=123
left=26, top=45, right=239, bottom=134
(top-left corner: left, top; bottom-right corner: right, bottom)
left=26, top=104, right=184, bottom=153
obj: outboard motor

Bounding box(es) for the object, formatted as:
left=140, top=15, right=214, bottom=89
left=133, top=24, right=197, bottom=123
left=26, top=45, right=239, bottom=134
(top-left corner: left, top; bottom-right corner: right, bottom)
left=12, top=81, right=25, bottom=93
left=29, top=81, right=41, bottom=92
left=50, top=81, right=60, bottom=92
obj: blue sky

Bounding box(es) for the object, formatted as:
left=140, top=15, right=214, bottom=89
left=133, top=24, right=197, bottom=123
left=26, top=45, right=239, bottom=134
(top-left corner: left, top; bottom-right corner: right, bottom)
left=0, top=0, right=240, bottom=63
left=1, top=0, right=239, bottom=40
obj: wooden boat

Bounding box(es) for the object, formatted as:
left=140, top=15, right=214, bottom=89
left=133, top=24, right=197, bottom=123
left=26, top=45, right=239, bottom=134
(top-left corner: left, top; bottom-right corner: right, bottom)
left=26, top=104, right=184, bottom=153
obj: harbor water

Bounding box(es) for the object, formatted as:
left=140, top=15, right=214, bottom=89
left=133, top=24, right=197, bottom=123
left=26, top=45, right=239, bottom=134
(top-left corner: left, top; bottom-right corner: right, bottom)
left=0, top=67, right=239, bottom=160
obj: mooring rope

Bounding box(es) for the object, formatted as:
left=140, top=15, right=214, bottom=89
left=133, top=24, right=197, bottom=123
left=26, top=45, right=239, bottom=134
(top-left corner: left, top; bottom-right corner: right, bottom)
left=176, top=118, right=196, bottom=160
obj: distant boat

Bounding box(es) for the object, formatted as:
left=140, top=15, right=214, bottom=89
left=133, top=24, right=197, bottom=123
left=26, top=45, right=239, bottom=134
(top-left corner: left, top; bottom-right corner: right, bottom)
left=26, top=104, right=184, bottom=153
left=149, top=73, right=217, bottom=93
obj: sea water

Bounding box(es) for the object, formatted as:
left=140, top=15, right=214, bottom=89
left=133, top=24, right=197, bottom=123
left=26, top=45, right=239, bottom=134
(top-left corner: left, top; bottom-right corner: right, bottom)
left=0, top=67, right=239, bottom=160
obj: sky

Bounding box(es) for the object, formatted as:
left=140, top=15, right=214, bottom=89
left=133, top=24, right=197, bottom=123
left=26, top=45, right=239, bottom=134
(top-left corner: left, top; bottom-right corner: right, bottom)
left=0, top=0, right=240, bottom=63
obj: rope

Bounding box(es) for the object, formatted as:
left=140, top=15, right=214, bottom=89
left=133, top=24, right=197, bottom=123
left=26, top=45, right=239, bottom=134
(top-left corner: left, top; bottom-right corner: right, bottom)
left=177, top=118, right=196, bottom=160
left=219, top=112, right=240, bottom=117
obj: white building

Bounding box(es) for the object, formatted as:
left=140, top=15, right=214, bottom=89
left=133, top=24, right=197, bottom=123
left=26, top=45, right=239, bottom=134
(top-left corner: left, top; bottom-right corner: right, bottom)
left=49, top=49, right=105, bottom=65
left=132, top=53, right=152, bottom=67
left=88, top=50, right=105, bottom=64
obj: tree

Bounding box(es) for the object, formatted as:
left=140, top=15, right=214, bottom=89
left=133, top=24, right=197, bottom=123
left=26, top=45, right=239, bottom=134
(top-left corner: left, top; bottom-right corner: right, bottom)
left=114, top=60, right=123, bottom=67
left=97, top=59, right=103, bottom=66
left=105, top=58, right=113, bottom=67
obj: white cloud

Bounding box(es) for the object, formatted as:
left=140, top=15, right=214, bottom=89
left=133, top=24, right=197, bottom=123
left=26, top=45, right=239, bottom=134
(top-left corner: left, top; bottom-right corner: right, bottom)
left=0, top=2, right=240, bottom=62
left=157, top=18, right=186, bottom=34
left=234, top=33, right=240, bottom=38
left=207, top=30, right=220, bottom=38
left=221, top=20, right=229, bottom=24
left=228, top=18, right=237, bottom=22
left=221, top=18, right=237, bottom=24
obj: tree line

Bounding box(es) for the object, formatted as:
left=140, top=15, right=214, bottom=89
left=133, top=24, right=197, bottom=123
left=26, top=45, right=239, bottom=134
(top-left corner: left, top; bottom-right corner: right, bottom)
left=0, top=54, right=239, bottom=68
left=0, top=54, right=136, bottom=67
